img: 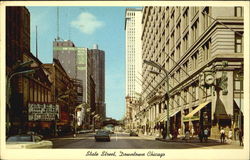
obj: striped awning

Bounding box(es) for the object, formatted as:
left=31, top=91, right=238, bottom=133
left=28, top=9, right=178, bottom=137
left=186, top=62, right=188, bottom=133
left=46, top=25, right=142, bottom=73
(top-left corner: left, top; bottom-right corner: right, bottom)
left=184, top=101, right=211, bottom=119
left=157, top=109, right=181, bottom=122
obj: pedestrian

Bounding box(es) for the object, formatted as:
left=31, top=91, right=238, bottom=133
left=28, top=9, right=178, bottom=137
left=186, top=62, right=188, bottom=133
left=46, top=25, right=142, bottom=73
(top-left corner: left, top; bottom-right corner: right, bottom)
left=203, top=128, right=209, bottom=143
left=228, top=129, right=233, bottom=144
left=220, top=127, right=226, bottom=144
left=172, top=129, right=178, bottom=140
left=239, top=129, right=243, bottom=146
left=198, top=129, right=203, bottom=143
left=191, top=127, right=195, bottom=138
left=162, top=129, right=166, bottom=139
left=177, top=128, right=181, bottom=138
left=185, top=130, right=190, bottom=142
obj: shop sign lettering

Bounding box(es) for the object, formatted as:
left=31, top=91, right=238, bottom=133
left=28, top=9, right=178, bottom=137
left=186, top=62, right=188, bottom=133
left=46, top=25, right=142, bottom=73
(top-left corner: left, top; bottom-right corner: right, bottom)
left=28, top=103, right=59, bottom=121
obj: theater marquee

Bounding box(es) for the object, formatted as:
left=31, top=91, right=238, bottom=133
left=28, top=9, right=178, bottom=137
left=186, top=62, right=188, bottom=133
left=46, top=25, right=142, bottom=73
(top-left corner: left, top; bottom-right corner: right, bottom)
left=28, top=103, right=59, bottom=121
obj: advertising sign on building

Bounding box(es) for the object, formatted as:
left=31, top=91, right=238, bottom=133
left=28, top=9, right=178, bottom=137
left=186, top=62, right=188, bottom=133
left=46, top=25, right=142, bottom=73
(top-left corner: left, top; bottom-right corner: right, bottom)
left=28, top=103, right=59, bottom=121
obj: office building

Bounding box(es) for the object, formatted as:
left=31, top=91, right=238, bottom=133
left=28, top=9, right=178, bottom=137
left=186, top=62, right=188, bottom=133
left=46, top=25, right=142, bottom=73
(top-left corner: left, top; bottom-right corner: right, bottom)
left=124, top=8, right=143, bottom=130
left=140, top=6, right=244, bottom=138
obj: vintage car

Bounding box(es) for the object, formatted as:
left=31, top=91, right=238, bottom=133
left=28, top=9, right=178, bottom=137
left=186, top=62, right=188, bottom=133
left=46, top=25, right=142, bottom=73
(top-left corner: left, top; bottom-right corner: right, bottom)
left=94, top=130, right=110, bottom=142
left=129, top=130, right=138, bottom=136
left=6, top=134, right=53, bottom=149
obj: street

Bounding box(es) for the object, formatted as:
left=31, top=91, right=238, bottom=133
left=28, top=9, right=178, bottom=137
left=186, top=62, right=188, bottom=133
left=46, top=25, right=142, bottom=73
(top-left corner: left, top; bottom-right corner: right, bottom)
left=49, top=132, right=243, bottom=149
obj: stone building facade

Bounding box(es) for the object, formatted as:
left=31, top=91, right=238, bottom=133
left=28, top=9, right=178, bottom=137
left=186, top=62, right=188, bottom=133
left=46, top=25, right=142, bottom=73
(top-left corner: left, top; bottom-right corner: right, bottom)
left=139, top=6, right=244, bottom=138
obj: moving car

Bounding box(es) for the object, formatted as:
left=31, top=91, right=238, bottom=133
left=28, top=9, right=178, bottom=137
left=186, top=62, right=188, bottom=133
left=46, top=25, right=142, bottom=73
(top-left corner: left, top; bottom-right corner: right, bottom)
left=95, top=130, right=110, bottom=142
left=6, top=134, right=53, bottom=149
left=129, top=130, right=138, bottom=136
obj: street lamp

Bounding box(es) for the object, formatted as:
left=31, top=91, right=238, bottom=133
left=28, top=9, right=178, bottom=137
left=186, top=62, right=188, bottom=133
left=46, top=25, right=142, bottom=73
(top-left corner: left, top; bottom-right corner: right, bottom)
left=143, top=60, right=170, bottom=140
left=6, top=61, right=35, bottom=135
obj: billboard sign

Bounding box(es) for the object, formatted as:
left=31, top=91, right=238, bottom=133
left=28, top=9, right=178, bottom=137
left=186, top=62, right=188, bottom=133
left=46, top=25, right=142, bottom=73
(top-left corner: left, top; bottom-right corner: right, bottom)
left=28, top=103, right=59, bottom=121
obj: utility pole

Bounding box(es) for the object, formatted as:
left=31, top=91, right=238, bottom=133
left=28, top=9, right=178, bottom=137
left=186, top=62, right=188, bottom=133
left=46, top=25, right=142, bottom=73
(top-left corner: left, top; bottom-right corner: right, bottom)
left=57, top=7, right=60, bottom=40
left=36, top=25, right=38, bottom=58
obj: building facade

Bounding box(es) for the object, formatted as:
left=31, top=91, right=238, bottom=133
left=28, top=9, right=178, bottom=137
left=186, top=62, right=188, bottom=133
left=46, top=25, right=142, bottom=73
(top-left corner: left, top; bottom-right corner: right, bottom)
left=124, top=8, right=143, bottom=130
left=43, top=59, right=78, bottom=134
left=140, top=6, right=244, bottom=138
left=89, top=45, right=106, bottom=120
left=53, top=41, right=106, bottom=129
left=6, top=7, right=58, bottom=136
left=53, top=41, right=87, bottom=128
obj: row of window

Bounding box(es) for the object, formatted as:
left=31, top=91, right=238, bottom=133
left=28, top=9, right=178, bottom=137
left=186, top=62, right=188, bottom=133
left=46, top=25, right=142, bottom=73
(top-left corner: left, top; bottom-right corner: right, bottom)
left=28, top=80, right=51, bottom=103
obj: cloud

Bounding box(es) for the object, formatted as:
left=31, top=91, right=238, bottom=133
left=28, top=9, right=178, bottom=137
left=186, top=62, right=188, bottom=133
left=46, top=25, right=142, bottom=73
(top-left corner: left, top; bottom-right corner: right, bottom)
left=71, top=12, right=104, bottom=35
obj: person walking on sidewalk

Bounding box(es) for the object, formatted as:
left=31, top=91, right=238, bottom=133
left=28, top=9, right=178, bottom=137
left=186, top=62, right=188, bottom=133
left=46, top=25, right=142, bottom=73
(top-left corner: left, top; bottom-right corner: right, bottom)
left=198, top=129, right=203, bottom=143
left=191, top=127, right=194, bottom=138
left=220, top=128, right=226, bottom=144
left=227, top=129, right=233, bottom=144
left=239, top=129, right=243, bottom=146
left=203, top=128, right=209, bottom=143
left=184, top=130, right=190, bottom=142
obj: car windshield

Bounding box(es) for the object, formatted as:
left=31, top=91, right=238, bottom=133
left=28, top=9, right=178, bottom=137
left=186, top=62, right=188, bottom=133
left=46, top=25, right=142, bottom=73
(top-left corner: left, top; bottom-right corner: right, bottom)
left=7, top=135, right=33, bottom=142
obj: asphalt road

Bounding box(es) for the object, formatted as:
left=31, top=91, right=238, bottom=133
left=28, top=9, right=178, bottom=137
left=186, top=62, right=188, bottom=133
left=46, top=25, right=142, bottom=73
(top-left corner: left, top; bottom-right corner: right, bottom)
left=50, top=132, right=243, bottom=149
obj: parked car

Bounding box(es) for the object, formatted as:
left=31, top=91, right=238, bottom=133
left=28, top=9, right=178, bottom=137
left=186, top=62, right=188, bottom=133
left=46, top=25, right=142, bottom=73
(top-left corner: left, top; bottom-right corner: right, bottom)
left=129, top=130, right=138, bottom=136
left=6, top=134, right=53, bottom=149
left=95, top=130, right=110, bottom=142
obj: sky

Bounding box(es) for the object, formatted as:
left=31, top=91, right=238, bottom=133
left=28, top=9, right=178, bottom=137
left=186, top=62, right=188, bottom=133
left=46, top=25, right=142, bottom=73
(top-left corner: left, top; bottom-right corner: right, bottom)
left=27, top=6, right=133, bottom=120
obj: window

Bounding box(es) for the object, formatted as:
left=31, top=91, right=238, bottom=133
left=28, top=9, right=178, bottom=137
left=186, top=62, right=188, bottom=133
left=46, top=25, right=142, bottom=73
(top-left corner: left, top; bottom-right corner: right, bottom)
left=192, top=19, right=199, bottom=42
left=176, top=22, right=181, bottom=40
left=176, top=44, right=181, bottom=60
left=183, top=33, right=189, bottom=52
left=235, top=32, right=243, bottom=53
left=235, top=7, right=243, bottom=17
left=192, top=85, right=196, bottom=101
left=192, top=51, right=198, bottom=70
left=192, top=7, right=199, bottom=17
left=184, top=89, right=187, bottom=104
left=203, top=40, right=211, bottom=61
left=183, top=61, right=188, bottom=77
left=183, top=8, right=189, bottom=29
left=29, top=81, right=33, bottom=102
left=203, top=7, right=210, bottom=30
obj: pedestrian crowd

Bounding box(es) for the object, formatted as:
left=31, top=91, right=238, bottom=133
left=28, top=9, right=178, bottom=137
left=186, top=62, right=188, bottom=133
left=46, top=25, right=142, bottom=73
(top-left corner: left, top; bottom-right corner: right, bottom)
left=167, top=127, right=244, bottom=146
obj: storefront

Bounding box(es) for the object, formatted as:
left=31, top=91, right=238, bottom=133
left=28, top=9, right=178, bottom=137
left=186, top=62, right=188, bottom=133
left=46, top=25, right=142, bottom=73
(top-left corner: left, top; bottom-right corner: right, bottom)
left=183, top=101, right=212, bottom=134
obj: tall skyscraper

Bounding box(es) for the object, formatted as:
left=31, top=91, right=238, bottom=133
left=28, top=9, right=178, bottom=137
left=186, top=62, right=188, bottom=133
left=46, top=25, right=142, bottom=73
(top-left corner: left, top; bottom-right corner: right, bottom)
left=53, top=40, right=88, bottom=103
left=124, top=8, right=143, bottom=129
left=89, top=44, right=106, bottom=119
left=125, top=8, right=143, bottom=99
left=53, top=41, right=106, bottom=127
left=53, top=40, right=88, bottom=127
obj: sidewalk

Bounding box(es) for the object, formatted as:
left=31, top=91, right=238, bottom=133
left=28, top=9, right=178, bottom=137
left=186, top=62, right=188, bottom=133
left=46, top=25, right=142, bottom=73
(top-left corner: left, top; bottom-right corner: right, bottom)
left=138, top=133, right=242, bottom=146
left=156, top=135, right=242, bottom=146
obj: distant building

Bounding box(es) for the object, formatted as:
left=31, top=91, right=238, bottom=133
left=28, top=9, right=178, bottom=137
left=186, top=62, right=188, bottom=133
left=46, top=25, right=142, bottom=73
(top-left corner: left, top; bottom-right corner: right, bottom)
left=53, top=40, right=87, bottom=128
left=89, top=44, right=106, bottom=120
left=124, top=8, right=143, bottom=130
left=53, top=41, right=106, bottom=129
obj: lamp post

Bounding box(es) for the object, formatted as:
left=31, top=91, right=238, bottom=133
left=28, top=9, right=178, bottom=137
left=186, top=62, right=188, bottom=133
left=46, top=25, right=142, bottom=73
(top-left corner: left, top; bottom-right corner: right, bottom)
left=73, top=104, right=83, bottom=137
left=6, top=62, right=35, bottom=136
left=143, top=60, right=170, bottom=140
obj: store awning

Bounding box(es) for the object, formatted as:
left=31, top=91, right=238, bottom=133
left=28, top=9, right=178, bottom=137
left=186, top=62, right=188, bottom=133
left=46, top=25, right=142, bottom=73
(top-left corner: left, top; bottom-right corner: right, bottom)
left=157, top=109, right=181, bottom=122
left=158, top=112, right=167, bottom=122
left=170, top=109, right=181, bottom=117
left=234, top=98, right=244, bottom=114
left=184, top=101, right=211, bottom=118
